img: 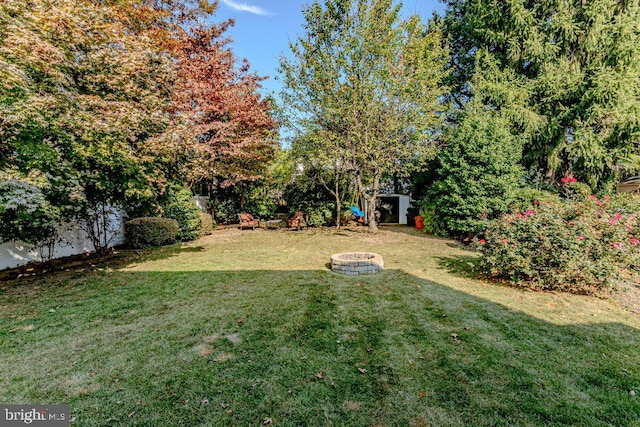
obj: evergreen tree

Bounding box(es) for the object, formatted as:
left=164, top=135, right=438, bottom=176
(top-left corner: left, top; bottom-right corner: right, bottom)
left=442, top=0, right=640, bottom=190
left=426, top=106, right=523, bottom=237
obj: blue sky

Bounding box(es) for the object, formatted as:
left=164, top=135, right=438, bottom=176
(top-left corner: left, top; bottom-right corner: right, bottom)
left=214, top=0, right=448, bottom=98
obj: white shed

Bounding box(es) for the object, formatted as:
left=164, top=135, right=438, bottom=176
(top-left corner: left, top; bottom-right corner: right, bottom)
left=617, top=177, right=640, bottom=193
left=366, top=194, right=411, bottom=225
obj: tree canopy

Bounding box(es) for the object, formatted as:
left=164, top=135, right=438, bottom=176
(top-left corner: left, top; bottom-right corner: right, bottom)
left=0, top=0, right=276, bottom=250
left=170, top=23, right=277, bottom=189
left=280, top=0, right=449, bottom=232
left=441, top=0, right=640, bottom=190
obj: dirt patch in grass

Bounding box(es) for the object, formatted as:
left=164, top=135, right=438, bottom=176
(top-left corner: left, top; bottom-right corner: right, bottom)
left=342, top=401, right=363, bottom=411
left=61, top=374, right=100, bottom=398
left=224, top=333, right=242, bottom=345
left=213, top=353, right=234, bottom=363
left=194, top=344, right=213, bottom=357
left=203, top=334, right=221, bottom=343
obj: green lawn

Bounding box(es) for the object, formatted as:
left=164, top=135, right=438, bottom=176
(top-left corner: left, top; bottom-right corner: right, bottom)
left=1, top=227, right=639, bottom=426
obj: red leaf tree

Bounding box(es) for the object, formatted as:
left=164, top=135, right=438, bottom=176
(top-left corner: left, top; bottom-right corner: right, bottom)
left=171, top=22, right=278, bottom=189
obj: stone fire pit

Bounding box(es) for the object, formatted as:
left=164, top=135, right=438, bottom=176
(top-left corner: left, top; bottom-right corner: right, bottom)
left=330, top=252, right=384, bottom=275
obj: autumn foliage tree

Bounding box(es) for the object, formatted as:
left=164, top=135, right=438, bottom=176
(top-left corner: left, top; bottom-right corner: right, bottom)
left=169, top=23, right=278, bottom=190
left=0, top=0, right=181, bottom=252
left=0, top=0, right=276, bottom=251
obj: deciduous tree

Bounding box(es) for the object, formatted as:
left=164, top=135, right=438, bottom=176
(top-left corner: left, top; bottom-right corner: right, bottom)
left=280, top=0, right=449, bottom=232
left=169, top=22, right=278, bottom=190
left=1, top=0, right=273, bottom=252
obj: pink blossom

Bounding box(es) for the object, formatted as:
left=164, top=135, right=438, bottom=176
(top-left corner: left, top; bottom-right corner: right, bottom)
left=589, top=194, right=597, bottom=201
left=577, top=235, right=586, bottom=240
left=595, top=200, right=602, bottom=206
left=561, top=176, right=578, bottom=183
left=511, top=244, right=516, bottom=248
left=610, top=241, right=624, bottom=249
left=630, top=238, right=639, bottom=246
left=515, top=213, right=524, bottom=219
left=479, top=239, right=486, bottom=244
left=502, top=239, right=508, bottom=244
left=525, top=210, right=535, bottom=216
left=604, top=195, right=610, bottom=202
left=610, top=214, right=624, bottom=225
left=533, top=200, right=540, bottom=205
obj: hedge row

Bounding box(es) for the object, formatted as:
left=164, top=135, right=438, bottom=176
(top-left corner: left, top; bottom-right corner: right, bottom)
left=125, top=217, right=180, bottom=249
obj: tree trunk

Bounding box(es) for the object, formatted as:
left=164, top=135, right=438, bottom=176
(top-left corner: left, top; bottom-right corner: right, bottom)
left=366, top=192, right=378, bottom=233
left=319, top=172, right=344, bottom=230
left=369, top=174, right=381, bottom=233
left=335, top=179, right=341, bottom=229
left=356, top=172, right=379, bottom=233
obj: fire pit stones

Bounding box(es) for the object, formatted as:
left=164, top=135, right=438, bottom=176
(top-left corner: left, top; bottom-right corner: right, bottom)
left=330, top=252, right=384, bottom=275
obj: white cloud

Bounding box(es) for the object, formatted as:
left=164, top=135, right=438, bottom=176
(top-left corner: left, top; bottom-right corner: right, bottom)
left=220, top=0, right=271, bottom=16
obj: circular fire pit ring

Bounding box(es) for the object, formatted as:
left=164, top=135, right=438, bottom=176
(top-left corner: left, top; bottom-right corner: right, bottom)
left=330, top=252, right=384, bottom=275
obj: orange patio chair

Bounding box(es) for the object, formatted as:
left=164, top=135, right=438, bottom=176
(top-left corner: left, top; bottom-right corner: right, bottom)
left=287, top=211, right=308, bottom=231
left=238, top=212, right=260, bottom=230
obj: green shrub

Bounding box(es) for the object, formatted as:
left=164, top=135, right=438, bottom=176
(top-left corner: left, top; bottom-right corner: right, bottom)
left=125, top=217, right=179, bottom=248
left=199, top=212, right=214, bottom=236
left=297, top=201, right=334, bottom=227
left=245, top=196, right=277, bottom=220
left=206, top=181, right=280, bottom=225
left=340, top=208, right=353, bottom=226
left=425, top=110, right=523, bottom=237
left=163, top=187, right=201, bottom=241
left=419, top=205, right=447, bottom=236
left=208, top=198, right=237, bottom=225
left=509, top=187, right=558, bottom=211
left=558, top=177, right=592, bottom=200
left=0, top=179, right=61, bottom=247
left=478, top=194, right=640, bottom=294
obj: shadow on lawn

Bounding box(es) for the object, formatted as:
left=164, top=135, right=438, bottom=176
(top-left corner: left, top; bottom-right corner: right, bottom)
left=435, top=254, right=482, bottom=280
left=0, top=243, right=206, bottom=283
left=1, top=266, right=639, bottom=426
left=125, top=244, right=206, bottom=263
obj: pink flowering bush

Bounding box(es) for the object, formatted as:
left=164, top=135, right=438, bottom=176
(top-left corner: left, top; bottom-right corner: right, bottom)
left=478, top=194, right=640, bottom=294
left=560, top=176, right=578, bottom=183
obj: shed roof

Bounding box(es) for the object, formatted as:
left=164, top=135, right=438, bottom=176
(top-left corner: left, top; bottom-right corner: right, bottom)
left=616, top=176, right=640, bottom=193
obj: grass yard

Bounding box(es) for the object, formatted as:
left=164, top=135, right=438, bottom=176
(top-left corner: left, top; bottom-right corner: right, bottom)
left=1, top=227, right=639, bottom=426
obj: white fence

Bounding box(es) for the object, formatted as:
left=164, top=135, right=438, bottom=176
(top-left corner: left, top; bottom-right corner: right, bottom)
left=0, top=211, right=125, bottom=271
left=0, top=196, right=207, bottom=271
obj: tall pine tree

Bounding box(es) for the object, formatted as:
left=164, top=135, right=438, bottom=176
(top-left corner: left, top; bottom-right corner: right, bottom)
left=442, top=0, right=640, bottom=190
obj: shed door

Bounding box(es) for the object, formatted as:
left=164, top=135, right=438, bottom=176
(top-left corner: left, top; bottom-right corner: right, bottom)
left=377, top=196, right=399, bottom=224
